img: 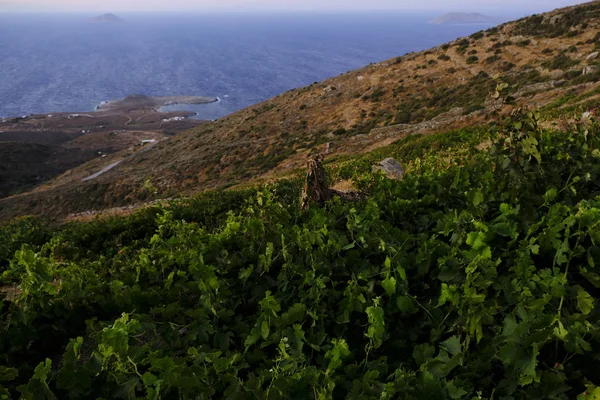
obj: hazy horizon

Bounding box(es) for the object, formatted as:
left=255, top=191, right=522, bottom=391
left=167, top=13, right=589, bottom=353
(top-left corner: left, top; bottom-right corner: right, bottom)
left=0, top=0, right=589, bottom=14
left=0, top=11, right=501, bottom=118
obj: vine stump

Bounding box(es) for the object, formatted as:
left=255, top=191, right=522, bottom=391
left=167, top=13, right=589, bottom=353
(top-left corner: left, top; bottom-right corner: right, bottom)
left=300, top=154, right=365, bottom=210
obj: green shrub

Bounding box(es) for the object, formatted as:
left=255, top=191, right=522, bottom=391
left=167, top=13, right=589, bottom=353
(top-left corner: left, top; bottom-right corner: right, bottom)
left=3, top=114, right=600, bottom=400
left=0, top=217, right=51, bottom=270
left=541, top=53, right=579, bottom=70
left=502, top=61, right=516, bottom=71
left=470, top=31, right=484, bottom=40
left=466, top=55, right=479, bottom=64
left=362, top=87, right=386, bottom=102
left=394, top=110, right=411, bottom=124
left=515, top=4, right=600, bottom=37
left=566, top=69, right=583, bottom=79
left=392, top=85, right=406, bottom=97
left=456, top=38, right=470, bottom=54
left=486, top=26, right=499, bottom=35
left=489, top=42, right=511, bottom=53
left=570, top=68, right=600, bottom=85
left=517, top=39, right=532, bottom=47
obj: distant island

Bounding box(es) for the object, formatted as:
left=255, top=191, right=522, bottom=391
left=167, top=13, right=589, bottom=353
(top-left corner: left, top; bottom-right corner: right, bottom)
left=431, top=12, right=495, bottom=25
left=95, top=94, right=218, bottom=112
left=89, top=13, right=125, bottom=23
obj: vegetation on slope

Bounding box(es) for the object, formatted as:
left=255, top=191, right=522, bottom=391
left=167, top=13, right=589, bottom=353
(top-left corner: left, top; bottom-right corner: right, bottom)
left=0, top=3, right=599, bottom=398
left=1, top=110, right=600, bottom=399
left=2, top=1, right=600, bottom=220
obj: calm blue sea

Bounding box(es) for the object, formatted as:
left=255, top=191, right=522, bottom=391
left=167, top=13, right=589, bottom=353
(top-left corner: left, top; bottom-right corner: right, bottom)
left=0, top=13, right=502, bottom=119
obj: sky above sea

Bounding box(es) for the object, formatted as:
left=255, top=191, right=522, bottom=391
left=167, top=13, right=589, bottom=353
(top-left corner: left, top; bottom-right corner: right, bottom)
left=0, top=0, right=586, bottom=13
left=0, top=12, right=525, bottom=119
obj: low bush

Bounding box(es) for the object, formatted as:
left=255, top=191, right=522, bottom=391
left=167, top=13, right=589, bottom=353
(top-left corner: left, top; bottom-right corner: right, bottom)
left=542, top=53, right=579, bottom=70
left=466, top=55, right=479, bottom=64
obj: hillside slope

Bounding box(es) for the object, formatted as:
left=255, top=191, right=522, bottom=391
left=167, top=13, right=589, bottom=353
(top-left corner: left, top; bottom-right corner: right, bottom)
left=1, top=108, right=600, bottom=398
left=2, top=1, right=600, bottom=220
left=0, top=101, right=207, bottom=199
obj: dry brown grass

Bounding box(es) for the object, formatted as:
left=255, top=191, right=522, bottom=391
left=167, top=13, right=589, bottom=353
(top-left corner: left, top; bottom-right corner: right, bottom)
left=2, top=1, right=600, bottom=220
left=331, top=180, right=359, bottom=194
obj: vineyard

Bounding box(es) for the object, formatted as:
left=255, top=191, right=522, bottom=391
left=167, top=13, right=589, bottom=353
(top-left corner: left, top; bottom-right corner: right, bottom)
left=1, top=110, right=600, bottom=399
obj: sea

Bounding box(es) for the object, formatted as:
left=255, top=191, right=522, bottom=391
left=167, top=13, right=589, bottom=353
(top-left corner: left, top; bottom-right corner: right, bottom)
left=0, top=12, right=513, bottom=120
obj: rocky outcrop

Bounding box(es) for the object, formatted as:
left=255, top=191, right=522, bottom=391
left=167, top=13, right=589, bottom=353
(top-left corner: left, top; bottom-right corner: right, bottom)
left=513, top=80, right=565, bottom=98
left=366, top=107, right=471, bottom=142
left=372, top=158, right=405, bottom=180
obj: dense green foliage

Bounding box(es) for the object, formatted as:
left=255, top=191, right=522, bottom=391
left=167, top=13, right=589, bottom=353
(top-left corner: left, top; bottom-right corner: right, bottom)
left=515, top=3, right=600, bottom=38
left=2, top=112, right=600, bottom=399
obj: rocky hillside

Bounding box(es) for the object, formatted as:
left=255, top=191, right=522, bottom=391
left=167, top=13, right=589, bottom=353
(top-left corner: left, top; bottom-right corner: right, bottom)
left=2, top=1, right=600, bottom=220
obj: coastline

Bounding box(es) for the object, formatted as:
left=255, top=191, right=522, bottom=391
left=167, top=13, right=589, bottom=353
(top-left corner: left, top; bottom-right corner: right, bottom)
left=95, top=94, right=218, bottom=113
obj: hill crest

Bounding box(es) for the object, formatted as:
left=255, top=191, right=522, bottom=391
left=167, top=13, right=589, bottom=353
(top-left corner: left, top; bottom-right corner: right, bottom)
left=89, top=13, right=124, bottom=23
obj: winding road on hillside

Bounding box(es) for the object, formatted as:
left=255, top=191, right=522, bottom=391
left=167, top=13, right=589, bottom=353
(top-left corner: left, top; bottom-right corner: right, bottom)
left=80, top=140, right=159, bottom=182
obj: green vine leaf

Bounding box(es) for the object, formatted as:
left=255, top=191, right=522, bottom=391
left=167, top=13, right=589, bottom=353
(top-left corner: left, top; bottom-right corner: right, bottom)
left=577, top=287, right=594, bottom=315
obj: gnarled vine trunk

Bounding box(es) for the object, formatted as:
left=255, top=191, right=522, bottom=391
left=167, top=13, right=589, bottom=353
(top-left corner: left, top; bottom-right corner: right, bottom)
left=300, top=154, right=365, bottom=210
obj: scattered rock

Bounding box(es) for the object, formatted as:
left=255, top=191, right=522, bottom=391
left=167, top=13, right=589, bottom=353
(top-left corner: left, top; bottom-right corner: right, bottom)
left=513, top=80, right=564, bottom=98
left=372, top=158, right=405, bottom=180
left=586, top=51, right=599, bottom=60
left=581, top=109, right=599, bottom=126
left=583, top=65, right=598, bottom=75
left=367, top=107, right=470, bottom=143
left=582, top=109, right=599, bottom=120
